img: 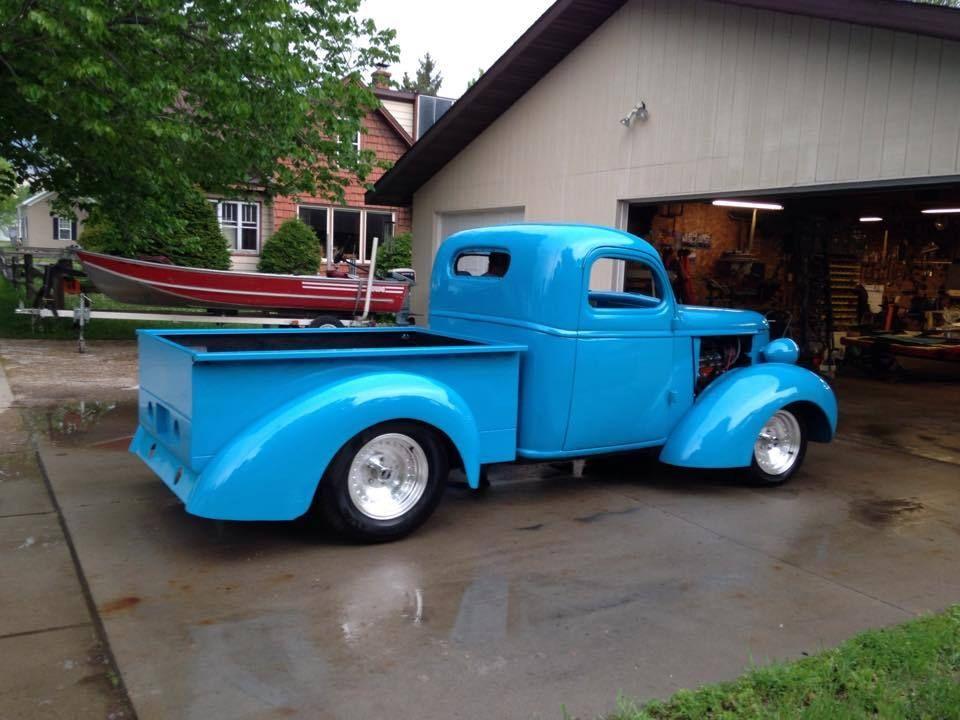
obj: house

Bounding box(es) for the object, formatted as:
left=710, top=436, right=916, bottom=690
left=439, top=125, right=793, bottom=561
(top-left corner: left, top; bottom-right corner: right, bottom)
left=216, top=73, right=454, bottom=271
left=15, top=191, right=86, bottom=249
left=368, top=0, right=960, bottom=318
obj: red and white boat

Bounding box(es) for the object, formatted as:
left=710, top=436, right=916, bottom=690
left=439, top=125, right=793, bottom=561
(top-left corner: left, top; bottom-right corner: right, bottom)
left=76, top=250, right=410, bottom=316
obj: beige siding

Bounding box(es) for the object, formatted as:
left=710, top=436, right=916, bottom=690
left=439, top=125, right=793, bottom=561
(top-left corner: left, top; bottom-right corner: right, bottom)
left=21, top=196, right=85, bottom=249
left=381, top=99, right=414, bottom=138
left=410, top=0, right=960, bottom=314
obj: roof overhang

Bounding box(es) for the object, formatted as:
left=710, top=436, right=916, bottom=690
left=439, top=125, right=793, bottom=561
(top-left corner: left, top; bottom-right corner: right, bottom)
left=367, top=0, right=960, bottom=207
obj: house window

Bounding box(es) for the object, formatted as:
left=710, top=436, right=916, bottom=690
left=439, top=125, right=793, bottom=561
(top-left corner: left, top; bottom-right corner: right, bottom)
left=216, top=201, right=259, bottom=252
left=351, top=130, right=361, bottom=155
left=365, top=211, right=393, bottom=260
left=298, top=207, right=328, bottom=252
left=296, top=205, right=395, bottom=264
left=333, top=209, right=361, bottom=261
left=53, top=216, right=74, bottom=242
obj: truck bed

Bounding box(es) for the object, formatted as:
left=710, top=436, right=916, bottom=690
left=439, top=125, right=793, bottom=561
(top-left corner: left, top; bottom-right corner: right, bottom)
left=132, top=327, right=525, bottom=517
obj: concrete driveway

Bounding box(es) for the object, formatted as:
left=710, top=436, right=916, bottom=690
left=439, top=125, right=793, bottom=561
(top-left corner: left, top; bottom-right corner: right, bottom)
left=2, top=340, right=959, bottom=719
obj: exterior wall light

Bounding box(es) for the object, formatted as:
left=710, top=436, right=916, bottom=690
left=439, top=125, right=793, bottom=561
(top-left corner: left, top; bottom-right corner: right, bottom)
left=620, top=101, right=648, bottom=127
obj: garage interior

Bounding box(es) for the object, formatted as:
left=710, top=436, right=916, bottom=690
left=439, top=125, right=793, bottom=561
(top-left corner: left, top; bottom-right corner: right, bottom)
left=626, top=183, right=960, bottom=382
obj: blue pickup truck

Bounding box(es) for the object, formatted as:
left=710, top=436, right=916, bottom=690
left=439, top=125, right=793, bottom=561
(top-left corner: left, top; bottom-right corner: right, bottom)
left=132, top=224, right=837, bottom=541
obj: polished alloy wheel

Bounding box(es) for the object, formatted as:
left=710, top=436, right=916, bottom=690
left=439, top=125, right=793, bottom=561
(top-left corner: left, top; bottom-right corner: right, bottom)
left=753, top=410, right=802, bottom=476
left=347, top=433, right=429, bottom=520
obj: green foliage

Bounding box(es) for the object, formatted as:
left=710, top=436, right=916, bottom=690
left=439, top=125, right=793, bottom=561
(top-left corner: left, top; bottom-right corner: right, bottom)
left=0, top=0, right=398, bottom=246
left=609, top=605, right=960, bottom=720
left=81, top=190, right=230, bottom=269
left=466, top=68, right=485, bottom=90
left=0, top=159, right=28, bottom=227
left=376, top=231, right=412, bottom=273
left=258, top=219, right=321, bottom=275
left=401, top=53, right=443, bottom=95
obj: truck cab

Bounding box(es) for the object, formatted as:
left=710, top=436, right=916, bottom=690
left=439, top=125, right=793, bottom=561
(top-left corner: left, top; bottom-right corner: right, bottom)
left=429, top=224, right=834, bottom=466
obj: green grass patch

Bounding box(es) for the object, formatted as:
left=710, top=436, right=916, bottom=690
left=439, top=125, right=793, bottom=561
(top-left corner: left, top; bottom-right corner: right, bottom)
left=609, top=606, right=960, bottom=720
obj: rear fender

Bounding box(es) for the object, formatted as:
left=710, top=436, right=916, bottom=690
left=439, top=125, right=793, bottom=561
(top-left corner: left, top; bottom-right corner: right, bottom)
left=187, top=372, right=481, bottom=520
left=659, top=364, right=837, bottom=469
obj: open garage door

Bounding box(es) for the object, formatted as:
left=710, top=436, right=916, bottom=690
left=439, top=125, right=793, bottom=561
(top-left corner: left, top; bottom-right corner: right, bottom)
left=438, top=207, right=524, bottom=247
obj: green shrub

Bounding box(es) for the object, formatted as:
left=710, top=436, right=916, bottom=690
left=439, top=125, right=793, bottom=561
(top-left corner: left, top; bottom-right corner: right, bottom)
left=258, top=218, right=321, bottom=275
left=79, top=190, right=230, bottom=270
left=376, top=231, right=412, bottom=273
left=160, top=191, right=231, bottom=270
left=78, top=208, right=126, bottom=254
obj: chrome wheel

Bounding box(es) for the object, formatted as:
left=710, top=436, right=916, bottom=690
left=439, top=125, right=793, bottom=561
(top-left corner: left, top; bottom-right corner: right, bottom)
left=347, top=433, right=429, bottom=520
left=753, top=410, right=802, bottom=476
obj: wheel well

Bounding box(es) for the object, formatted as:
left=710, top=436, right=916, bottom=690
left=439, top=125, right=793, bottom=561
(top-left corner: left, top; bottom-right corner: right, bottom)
left=784, top=401, right=833, bottom=442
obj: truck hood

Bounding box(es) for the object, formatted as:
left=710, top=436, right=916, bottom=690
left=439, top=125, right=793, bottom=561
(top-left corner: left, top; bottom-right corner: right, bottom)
left=673, top=305, right=768, bottom=336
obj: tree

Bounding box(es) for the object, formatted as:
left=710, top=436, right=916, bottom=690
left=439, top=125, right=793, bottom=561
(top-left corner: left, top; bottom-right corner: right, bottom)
left=81, top=189, right=231, bottom=269
left=400, top=53, right=443, bottom=95
left=258, top=218, right=321, bottom=275
left=0, top=0, right=398, bottom=244
left=0, top=159, right=27, bottom=228
left=466, top=68, right=485, bottom=91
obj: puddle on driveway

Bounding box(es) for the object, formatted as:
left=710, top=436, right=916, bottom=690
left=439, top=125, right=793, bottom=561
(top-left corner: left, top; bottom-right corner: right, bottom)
left=23, top=400, right=138, bottom=451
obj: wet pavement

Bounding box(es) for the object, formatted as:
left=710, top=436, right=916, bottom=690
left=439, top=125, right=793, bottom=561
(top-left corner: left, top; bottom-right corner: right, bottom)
left=1, top=340, right=959, bottom=719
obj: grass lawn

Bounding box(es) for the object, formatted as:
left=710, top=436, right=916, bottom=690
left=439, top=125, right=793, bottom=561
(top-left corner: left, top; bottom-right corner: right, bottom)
left=0, top=276, right=208, bottom=340
left=608, top=606, right=960, bottom=720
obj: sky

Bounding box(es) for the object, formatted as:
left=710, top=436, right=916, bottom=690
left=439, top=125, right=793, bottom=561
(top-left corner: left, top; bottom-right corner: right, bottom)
left=359, top=0, right=555, bottom=98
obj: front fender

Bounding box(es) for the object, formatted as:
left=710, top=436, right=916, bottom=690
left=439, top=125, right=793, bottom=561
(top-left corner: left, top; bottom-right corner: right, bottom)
left=188, top=372, right=481, bottom=521
left=659, top=364, right=837, bottom=469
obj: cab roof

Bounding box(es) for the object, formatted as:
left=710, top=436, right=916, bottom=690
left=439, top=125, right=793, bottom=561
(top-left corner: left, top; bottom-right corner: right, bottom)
left=429, top=224, right=661, bottom=332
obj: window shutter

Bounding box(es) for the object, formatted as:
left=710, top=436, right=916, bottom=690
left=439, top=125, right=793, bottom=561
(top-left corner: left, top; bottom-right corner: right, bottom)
left=53, top=216, right=59, bottom=240
left=71, top=220, right=77, bottom=241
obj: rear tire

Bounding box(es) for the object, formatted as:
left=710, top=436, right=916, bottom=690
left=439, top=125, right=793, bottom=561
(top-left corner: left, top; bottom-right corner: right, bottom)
left=748, top=409, right=807, bottom=486
left=309, top=315, right=343, bottom=328
left=316, top=421, right=448, bottom=542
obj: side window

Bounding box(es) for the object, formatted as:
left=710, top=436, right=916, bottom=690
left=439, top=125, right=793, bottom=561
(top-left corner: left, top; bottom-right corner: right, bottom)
left=454, top=251, right=510, bottom=277
left=588, top=256, right=663, bottom=309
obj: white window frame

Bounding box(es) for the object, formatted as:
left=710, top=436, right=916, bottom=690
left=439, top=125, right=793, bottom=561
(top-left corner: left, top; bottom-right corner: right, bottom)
left=351, top=130, right=361, bottom=154
left=56, top=216, right=73, bottom=242
left=215, top=200, right=260, bottom=254
left=297, top=205, right=394, bottom=265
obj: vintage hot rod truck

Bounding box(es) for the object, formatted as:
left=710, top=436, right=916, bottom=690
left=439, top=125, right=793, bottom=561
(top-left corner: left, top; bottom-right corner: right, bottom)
left=132, top=225, right=837, bottom=541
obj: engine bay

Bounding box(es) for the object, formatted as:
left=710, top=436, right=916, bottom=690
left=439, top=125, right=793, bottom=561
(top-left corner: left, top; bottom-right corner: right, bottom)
left=696, top=335, right=753, bottom=393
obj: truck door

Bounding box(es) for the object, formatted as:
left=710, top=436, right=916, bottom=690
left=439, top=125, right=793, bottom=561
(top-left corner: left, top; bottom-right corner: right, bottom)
left=563, top=248, right=678, bottom=452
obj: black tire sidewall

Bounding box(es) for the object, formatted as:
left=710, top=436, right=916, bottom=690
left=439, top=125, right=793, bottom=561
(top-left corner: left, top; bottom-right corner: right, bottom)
left=319, top=421, right=448, bottom=542
left=309, top=315, right=344, bottom=328
left=748, top=410, right=808, bottom=486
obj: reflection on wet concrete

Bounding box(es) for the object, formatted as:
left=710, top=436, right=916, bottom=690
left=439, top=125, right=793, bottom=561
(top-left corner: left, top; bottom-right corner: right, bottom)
left=186, top=612, right=329, bottom=720
left=451, top=575, right=509, bottom=646
left=23, top=400, right=137, bottom=450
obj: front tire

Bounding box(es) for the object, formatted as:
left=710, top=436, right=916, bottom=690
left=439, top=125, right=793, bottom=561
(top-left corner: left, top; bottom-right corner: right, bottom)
left=309, top=315, right=344, bottom=328
left=316, top=421, right=448, bottom=542
left=748, top=409, right=807, bottom=485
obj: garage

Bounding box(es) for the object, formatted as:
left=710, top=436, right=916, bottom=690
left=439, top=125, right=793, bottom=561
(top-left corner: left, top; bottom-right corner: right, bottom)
left=369, top=0, right=960, bottom=402
left=623, top=183, right=960, bottom=382
left=438, top=206, right=525, bottom=247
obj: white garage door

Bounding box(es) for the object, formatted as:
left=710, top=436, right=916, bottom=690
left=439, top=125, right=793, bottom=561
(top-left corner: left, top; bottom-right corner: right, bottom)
left=438, top=207, right=525, bottom=247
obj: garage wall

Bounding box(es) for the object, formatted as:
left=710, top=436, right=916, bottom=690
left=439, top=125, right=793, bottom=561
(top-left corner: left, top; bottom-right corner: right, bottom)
left=409, top=0, right=960, bottom=314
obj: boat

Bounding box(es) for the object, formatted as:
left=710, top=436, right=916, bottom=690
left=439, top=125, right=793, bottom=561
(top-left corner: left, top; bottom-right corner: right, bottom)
left=75, top=250, right=410, bottom=316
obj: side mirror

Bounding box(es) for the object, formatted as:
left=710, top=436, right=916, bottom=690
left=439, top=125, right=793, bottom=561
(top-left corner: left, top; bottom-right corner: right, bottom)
left=762, top=338, right=799, bottom=364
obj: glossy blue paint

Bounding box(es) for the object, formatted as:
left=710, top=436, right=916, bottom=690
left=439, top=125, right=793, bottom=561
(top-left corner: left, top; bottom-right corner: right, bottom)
left=132, top=327, right=521, bottom=520
left=762, top=337, right=800, bottom=364
left=658, top=363, right=838, bottom=468
left=132, top=224, right=837, bottom=523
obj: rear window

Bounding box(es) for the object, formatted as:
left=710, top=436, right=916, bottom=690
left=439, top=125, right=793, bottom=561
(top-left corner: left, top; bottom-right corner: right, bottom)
left=454, top=251, right=511, bottom=277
